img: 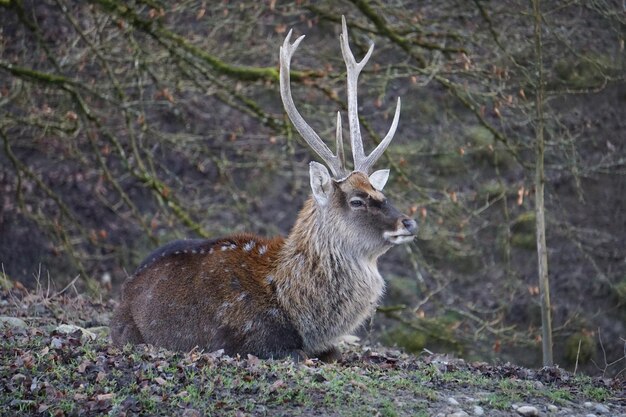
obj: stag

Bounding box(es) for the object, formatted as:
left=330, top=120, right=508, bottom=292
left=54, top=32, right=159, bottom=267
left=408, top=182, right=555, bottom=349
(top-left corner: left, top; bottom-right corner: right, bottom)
left=111, top=17, right=417, bottom=361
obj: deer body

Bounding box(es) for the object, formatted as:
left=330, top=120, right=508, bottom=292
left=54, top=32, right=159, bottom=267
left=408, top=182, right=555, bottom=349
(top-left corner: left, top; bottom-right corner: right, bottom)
left=111, top=18, right=417, bottom=360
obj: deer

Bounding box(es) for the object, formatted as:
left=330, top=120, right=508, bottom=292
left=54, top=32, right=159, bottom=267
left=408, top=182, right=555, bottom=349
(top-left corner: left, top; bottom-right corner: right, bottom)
left=110, top=16, right=417, bottom=362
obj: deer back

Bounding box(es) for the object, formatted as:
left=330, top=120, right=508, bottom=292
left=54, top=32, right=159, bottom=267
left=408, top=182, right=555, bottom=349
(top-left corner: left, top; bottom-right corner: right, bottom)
left=111, top=235, right=304, bottom=358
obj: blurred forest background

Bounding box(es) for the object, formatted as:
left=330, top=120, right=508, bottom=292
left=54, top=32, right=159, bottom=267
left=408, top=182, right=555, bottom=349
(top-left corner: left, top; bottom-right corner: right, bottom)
left=0, top=0, right=624, bottom=376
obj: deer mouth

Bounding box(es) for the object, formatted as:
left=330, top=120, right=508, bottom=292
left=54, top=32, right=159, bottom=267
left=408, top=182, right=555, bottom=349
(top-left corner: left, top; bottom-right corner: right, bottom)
left=383, top=232, right=415, bottom=245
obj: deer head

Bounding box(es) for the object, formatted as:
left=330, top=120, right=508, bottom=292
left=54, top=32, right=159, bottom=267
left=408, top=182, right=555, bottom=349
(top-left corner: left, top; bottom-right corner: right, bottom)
left=279, top=16, right=416, bottom=252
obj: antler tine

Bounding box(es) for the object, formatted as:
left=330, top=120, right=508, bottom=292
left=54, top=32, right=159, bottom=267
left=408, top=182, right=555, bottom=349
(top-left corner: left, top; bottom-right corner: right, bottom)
left=340, top=16, right=401, bottom=174
left=335, top=111, right=346, bottom=170
left=340, top=15, right=374, bottom=172
left=359, top=97, right=401, bottom=174
left=279, top=29, right=345, bottom=177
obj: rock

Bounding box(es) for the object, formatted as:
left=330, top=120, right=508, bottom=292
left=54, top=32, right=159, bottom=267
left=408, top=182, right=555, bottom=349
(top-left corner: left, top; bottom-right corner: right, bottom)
left=446, top=411, right=469, bottom=417
left=584, top=402, right=594, bottom=408
left=0, top=316, right=27, bottom=328
left=447, top=397, right=460, bottom=406
left=182, top=409, right=201, bottom=417
left=338, top=334, right=360, bottom=345
left=594, top=404, right=610, bottom=414
left=516, top=405, right=539, bottom=416
left=85, top=326, right=110, bottom=338
left=472, top=405, right=484, bottom=415
left=54, top=324, right=97, bottom=341
left=547, top=404, right=558, bottom=412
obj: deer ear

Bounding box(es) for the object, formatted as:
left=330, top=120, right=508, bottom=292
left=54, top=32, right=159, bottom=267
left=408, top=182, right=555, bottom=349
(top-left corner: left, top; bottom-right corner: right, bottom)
left=369, top=169, right=389, bottom=191
left=309, top=161, right=333, bottom=206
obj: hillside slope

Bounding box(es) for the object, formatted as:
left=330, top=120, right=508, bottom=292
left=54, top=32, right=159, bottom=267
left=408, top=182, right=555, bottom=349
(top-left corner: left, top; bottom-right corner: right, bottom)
left=1, top=288, right=623, bottom=417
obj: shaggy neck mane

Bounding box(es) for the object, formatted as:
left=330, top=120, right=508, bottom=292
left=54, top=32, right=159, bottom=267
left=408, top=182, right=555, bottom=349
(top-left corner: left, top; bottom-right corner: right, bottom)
left=272, top=197, right=385, bottom=352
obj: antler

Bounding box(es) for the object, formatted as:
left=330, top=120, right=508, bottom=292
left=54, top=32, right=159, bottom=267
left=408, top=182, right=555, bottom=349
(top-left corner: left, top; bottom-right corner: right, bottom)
left=279, top=30, right=346, bottom=178
left=279, top=17, right=401, bottom=177
left=340, top=16, right=401, bottom=174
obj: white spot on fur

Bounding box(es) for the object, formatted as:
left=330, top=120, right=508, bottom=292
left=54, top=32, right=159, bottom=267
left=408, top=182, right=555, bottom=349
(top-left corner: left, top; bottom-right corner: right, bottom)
left=266, top=275, right=274, bottom=284
left=220, top=243, right=237, bottom=251
left=209, top=248, right=214, bottom=255
left=175, top=251, right=181, bottom=255
left=216, top=301, right=232, bottom=318
left=267, top=308, right=280, bottom=317
left=243, top=241, right=255, bottom=252
left=191, top=249, right=197, bottom=254
left=243, top=321, right=253, bottom=333
left=236, top=292, right=248, bottom=302
left=258, top=245, right=267, bottom=255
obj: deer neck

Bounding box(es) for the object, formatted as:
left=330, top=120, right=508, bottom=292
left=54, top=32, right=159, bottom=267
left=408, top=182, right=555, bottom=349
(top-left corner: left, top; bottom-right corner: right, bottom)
left=271, top=197, right=385, bottom=353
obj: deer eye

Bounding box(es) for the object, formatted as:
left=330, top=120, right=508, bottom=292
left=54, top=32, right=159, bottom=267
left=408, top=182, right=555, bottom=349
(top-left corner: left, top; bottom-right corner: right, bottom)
left=349, top=198, right=366, bottom=209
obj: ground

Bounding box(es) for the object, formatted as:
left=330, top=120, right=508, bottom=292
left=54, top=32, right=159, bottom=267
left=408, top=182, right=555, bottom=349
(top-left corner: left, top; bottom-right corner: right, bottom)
left=0, top=288, right=623, bottom=417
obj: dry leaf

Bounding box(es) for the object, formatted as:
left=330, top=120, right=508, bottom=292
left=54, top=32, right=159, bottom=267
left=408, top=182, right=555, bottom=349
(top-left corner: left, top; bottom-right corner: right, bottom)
left=96, top=393, right=114, bottom=401
left=269, top=379, right=285, bottom=392
left=493, top=339, right=501, bottom=353
left=519, top=88, right=526, bottom=100
left=77, top=360, right=90, bottom=374
left=196, top=4, right=206, bottom=19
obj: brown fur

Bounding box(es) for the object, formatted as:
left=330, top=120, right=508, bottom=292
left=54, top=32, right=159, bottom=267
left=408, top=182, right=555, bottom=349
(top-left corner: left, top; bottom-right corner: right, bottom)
left=111, top=173, right=415, bottom=360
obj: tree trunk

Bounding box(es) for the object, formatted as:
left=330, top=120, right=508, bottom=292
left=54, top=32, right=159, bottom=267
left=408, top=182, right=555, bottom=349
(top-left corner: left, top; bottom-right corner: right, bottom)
left=532, top=0, right=553, bottom=367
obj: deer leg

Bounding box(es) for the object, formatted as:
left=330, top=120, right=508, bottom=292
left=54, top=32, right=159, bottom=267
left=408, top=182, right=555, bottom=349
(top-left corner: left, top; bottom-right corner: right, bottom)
left=285, top=349, right=308, bottom=363
left=316, top=345, right=342, bottom=363
left=110, top=302, right=145, bottom=345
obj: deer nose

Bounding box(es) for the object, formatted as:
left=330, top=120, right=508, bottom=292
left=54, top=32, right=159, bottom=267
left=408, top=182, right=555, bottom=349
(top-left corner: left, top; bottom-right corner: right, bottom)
left=402, top=218, right=417, bottom=235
